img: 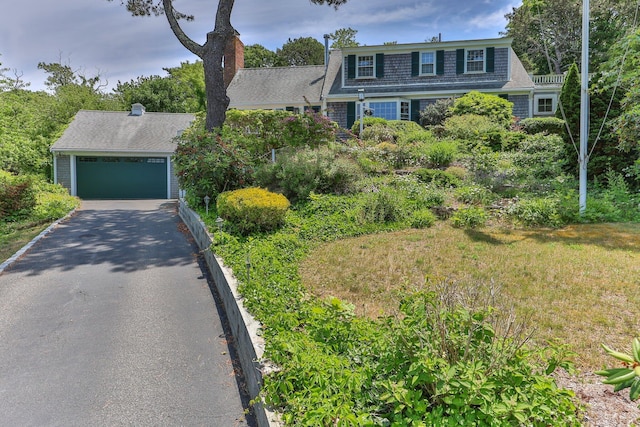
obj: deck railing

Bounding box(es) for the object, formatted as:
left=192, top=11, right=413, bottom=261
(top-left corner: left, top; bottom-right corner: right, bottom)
left=531, top=74, right=566, bottom=85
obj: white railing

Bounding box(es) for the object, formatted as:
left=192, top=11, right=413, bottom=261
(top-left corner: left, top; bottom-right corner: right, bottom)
left=531, top=74, right=565, bottom=85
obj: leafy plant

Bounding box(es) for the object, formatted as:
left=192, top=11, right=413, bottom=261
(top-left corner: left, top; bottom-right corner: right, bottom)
left=409, top=209, right=437, bottom=228
left=596, top=338, right=640, bottom=404
left=451, top=206, right=488, bottom=229
left=519, top=117, right=566, bottom=135
left=419, top=97, right=454, bottom=127
left=450, top=91, right=514, bottom=129
left=0, top=171, right=36, bottom=221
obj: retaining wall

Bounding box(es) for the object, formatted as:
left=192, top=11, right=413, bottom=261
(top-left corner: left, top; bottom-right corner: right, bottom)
left=178, top=200, right=279, bottom=427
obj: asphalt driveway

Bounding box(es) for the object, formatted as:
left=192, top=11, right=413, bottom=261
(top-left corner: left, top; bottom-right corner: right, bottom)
left=0, top=200, right=252, bottom=426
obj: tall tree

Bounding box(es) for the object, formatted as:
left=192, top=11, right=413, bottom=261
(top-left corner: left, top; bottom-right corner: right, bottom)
left=504, top=0, right=638, bottom=74
left=276, top=37, right=325, bottom=66
left=108, top=0, right=349, bottom=130
left=244, top=44, right=282, bottom=68
left=329, top=27, right=359, bottom=49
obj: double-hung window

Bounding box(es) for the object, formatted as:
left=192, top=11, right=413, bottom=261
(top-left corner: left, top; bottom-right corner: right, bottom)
left=420, top=52, right=435, bottom=75
left=357, top=55, right=374, bottom=77
left=466, top=49, right=485, bottom=72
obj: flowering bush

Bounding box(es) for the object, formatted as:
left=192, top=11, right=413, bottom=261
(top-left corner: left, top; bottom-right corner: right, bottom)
left=281, top=110, right=339, bottom=148
left=217, top=187, right=290, bottom=235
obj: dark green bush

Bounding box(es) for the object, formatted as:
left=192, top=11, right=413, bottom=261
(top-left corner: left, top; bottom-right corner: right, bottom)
left=519, top=117, right=566, bottom=135
left=173, top=118, right=254, bottom=207
left=217, top=187, right=290, bottom=235
left=419, top=98, right=454, bottom=127
left=0, top=171, right=36, bottom=221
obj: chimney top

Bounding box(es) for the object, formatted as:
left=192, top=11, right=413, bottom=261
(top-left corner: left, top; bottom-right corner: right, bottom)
left=131, top=103, right=145, bottom=116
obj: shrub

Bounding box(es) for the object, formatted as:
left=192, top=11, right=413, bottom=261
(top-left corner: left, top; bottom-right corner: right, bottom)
left=444, top=165, right=469, bottom=181
left=450, top=206, right=488, bottom=228
left=507, top=197, right=562, bottom=227
left=450, top=91, right=514, bottom=129
left=350, top=116, right=388, bottom=136
left=443, top=114, right=507, bottom=151
left=281, top=110, right=339, bottom=148
left=255, top=147, right=362, bottom=202
left=361, top=124, right=396, bottom=144
left=409, top=209, right=437, bottom=228
left=422, top=140, right=459, bottom=167
left=510, top=133, right=566, bottom=182
left=396, top=129, right=437, bottom=146
left=419, top=98, right=454, bottom=127
left=0, top=171, right=36, bottom=221
left=31, top=180, right=79, bottom=221
left=519, top=117, right=566, bottom=135
left=454, top=184, right=495, bottom=205
left=216, top=187, right=290, bottom=235
left=414, top=168, right=461, bottom=188
left=358, top=188, right=406, bottom=224
left=224, top=109, right=293, bottom=154
left=173, top=118, right=254, bottom=207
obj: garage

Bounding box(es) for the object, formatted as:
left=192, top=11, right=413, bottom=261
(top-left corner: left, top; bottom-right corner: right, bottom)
left=76, top=156, right=168, bottom=199
left=50, top=104, right=194, bottom=200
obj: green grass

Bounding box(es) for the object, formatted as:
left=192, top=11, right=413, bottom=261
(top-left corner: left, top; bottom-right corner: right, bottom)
left=0, top=220, right=51, bottom=263
left=300, top=222, right=640, bottom=369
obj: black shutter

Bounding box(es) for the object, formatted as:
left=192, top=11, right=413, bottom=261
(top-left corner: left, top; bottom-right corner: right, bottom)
left=376, top=53, right=384, bottom=78
left=347, top=55, right=356, bottom=79
left=347, top=101, right=356, bottom=129
left=436, top=50, right=445, bottom=75
left=456, top=49, right=465, bottom=74
left=411, top=51, right=420, bottom=76
left=411, top=99, right=421, bottom=123
left=486, top=47, right=495, bottom=73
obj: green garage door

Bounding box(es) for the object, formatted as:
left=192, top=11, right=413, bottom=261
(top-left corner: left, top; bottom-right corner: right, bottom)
left=76, top=156, right=167, bottom=199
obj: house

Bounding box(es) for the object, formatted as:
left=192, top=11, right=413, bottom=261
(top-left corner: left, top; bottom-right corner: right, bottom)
left=225, top=35, right=554, bottom=128
left=50, top=104, right=194, bottom=199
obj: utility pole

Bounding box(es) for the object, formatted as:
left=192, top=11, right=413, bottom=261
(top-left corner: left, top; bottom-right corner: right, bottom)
left=579, top=0, right=590, bottom=214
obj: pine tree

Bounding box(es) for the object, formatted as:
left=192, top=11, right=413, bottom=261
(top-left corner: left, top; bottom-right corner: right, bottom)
left=556, top=63, right=581, bottom=175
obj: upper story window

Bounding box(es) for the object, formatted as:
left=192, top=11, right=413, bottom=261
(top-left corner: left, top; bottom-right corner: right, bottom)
left=420, top=52, right=435, bottom=75
left=357, top=55, right=375, bottom=77
left=466, top=49, right=485, bottom=72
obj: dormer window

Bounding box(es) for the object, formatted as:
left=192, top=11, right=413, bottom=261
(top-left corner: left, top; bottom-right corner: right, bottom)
left=357, top=55, right=375, bottom=77
left=466, top=49, right=485, bottom=72
left=420, top=52, right=435, bottom=75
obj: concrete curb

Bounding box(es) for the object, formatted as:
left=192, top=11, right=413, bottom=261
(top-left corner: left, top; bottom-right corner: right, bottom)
left=0, top=209, right=77, bottom=275
left=178, top=200, right=281, bottom=427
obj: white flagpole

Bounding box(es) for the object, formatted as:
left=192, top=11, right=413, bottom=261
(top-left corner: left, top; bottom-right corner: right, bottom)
left=579, top=0, right=590, bottom=214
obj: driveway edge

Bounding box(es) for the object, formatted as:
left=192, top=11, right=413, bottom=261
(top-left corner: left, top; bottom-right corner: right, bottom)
left=0, top=209, right=77, bottom=275
left=178, top=200, right=281, bottom=427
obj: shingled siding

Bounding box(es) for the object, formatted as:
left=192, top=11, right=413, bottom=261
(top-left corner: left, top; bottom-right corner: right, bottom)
left=344, top=47, right=510, bottom=88
left=327, top=102, right=349, bottom=130
left=509, top=95, right=530, bottom=119
left=169, top=159, right=179, bottom=199
left=55, top=155, right=72, bottom=193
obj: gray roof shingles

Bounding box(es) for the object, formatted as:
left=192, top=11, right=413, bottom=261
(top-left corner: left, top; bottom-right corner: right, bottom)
left=227, top=65, right=326, bottom=108
left=50, top=110, right=195, bottom=154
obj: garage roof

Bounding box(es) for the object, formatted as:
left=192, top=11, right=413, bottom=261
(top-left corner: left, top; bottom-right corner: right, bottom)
left=51, top=109, right=195, bottom=154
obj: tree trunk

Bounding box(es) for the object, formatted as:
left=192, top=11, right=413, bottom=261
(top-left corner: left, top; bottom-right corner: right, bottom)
left=202, top=32, right=229, bottom=130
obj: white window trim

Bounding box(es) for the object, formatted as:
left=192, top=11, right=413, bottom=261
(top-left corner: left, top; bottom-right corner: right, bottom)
left=534, top=94, right=557, bottom=115
left=356, top=54, right=376, bottom=79
left=465, top=48, right=486, bottom=74
left=359, top=98, right=411, bottom=121
left=419, top=51, right=436, bottom=76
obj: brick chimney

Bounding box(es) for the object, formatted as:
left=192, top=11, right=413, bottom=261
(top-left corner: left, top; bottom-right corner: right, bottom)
left=224, top=33, right=244, bottom=88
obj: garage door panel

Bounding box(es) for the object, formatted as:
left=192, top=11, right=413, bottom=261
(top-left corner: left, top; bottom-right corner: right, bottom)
left=77, top=157, right=167, bottom=199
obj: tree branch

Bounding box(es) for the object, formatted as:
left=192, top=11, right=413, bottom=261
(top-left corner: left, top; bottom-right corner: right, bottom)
left=161, top=0, right=204, bottom=57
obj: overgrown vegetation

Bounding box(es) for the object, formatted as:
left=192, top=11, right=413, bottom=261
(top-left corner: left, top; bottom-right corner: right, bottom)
left=170, top=90, right=640, bottom=424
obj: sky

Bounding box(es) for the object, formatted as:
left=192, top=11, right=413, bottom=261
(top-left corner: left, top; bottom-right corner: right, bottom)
left=0, top=0, right=521, bottom=92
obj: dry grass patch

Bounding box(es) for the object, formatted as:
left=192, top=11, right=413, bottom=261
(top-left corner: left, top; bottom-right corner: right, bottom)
left=300, top=222, right=640, bottom=369
left=0, top=222, right=49, bottom=264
